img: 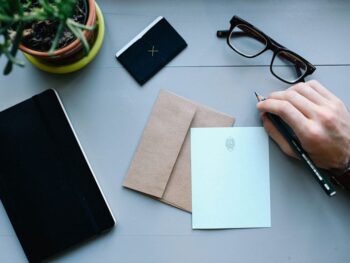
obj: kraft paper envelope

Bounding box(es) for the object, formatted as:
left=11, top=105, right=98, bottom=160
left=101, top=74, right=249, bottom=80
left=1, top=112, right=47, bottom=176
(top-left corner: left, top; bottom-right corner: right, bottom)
left=123, top=90, right=235, bottom=212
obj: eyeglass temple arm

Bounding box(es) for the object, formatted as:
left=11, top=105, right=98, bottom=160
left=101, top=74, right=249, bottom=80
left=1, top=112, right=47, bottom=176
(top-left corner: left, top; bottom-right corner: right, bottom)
left=217, top=30, right=269, bottom=46
left=218, top=30, right=262, bottom=40
left=217, top=30, right=230, bottom=38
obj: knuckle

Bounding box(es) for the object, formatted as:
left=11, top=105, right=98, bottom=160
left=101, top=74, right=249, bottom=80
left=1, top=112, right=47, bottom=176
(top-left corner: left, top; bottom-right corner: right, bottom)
left=285, top=90, right=298, bottom=101
left=269, top=91, right=279, bottom=99
left=303, top=125, right=322, bottom=144
left=318, top=110, right=337, bottom=128
left=291, top=82, right=307, bottom=92
left=333, top=98, right=345, bottom=109
left=278, top=101, right=291, bottom=117
left=320, top=98, right=344, bottom=115
left=307, top=80, right=319, bottom=87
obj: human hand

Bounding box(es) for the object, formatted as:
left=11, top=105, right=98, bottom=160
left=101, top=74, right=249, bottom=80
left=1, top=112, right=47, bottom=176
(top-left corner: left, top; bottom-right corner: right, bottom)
left=257, top=80, right=350, bottom=172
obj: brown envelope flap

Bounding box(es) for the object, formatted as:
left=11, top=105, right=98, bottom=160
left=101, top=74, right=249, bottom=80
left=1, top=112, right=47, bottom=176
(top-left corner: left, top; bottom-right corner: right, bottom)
left=123, top=90, right=196, bottom=198
left=161, top=102, right=235, bottom=212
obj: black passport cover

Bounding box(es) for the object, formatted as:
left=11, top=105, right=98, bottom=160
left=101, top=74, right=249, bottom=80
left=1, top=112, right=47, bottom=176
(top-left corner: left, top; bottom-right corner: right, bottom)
left=116, top=17, right=187, bottom=85
left=0, top=90, right=115, bottom=263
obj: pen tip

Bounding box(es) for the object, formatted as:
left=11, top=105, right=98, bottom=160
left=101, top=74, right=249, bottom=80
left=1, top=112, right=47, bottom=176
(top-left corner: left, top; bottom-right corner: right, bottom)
left=254, top=91, right=265, bottom=102
left=254, top=91, right=260, bottom=101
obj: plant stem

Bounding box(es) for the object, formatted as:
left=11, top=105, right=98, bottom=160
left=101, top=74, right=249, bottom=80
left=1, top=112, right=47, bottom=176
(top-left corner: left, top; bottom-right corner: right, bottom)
left=48, top=21, right=64, bottom=55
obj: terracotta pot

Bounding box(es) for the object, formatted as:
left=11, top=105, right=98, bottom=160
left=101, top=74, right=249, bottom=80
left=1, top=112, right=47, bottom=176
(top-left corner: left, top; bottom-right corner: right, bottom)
left=19, top=0, right=96, bottom=62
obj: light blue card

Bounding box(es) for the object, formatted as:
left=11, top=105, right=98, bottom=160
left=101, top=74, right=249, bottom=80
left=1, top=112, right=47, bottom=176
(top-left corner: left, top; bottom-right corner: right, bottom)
left=191, top=127, right=270, bottom=229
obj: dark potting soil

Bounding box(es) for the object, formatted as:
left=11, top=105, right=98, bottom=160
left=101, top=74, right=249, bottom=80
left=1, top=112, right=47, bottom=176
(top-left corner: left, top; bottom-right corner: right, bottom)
left=21, top=0, right=88, bottom=52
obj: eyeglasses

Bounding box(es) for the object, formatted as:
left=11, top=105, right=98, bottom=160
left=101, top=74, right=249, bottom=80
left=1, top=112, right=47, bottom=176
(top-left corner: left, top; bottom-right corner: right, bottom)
left=217, top=16, right=316, bottom=84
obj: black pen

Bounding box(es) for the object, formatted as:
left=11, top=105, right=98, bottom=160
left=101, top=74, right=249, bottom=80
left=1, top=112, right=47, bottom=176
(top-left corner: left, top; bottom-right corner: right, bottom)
left=255, top=92, right=336, bottom=197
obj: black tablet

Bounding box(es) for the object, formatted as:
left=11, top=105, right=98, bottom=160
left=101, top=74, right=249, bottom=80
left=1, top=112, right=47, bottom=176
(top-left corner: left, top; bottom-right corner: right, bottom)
left=0, top=89, right=116, bottom=263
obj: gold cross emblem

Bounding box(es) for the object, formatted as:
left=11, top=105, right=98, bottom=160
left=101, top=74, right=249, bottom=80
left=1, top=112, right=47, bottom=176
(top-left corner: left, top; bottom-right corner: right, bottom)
left=147, top=45, right=159, bottom=56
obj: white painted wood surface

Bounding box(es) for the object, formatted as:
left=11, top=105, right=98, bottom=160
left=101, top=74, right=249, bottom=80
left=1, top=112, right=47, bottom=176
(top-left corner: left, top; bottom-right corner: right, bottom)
left=1, top=0, right=350, bottom=262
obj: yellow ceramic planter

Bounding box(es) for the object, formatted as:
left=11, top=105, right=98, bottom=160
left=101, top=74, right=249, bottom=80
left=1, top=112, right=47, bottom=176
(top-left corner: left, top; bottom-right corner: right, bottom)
left=23, top=3, right=105, bottom=74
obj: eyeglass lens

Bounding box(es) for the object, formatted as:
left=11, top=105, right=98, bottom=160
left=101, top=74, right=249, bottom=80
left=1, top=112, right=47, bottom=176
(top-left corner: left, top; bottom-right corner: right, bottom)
left=228, top=24, right=267, bottom=57
left=271, top=51, right=307, bottom=83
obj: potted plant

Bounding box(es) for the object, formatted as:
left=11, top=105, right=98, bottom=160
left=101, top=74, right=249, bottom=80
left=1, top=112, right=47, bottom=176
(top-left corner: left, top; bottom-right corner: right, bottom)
left=0, top=0, right=105, bottom=75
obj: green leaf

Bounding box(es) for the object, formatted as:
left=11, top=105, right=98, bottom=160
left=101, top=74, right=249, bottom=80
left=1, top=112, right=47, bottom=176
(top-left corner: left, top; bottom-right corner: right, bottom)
left=0, top=14, right=13, bottom=22
left=3, top=49, right=25, bottom=67
left=66, top=18, right=92, bottom=55
left=48, top=20, right=64, bottom=55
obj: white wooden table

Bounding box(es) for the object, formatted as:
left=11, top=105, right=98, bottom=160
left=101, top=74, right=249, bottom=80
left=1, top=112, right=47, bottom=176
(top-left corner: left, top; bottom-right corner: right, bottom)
left=1, top=0, right=350, bottom=262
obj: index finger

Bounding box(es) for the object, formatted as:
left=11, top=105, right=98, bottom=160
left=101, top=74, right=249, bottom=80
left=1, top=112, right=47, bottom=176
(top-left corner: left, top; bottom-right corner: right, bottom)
left=257, top=98, right=309, bottom=137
